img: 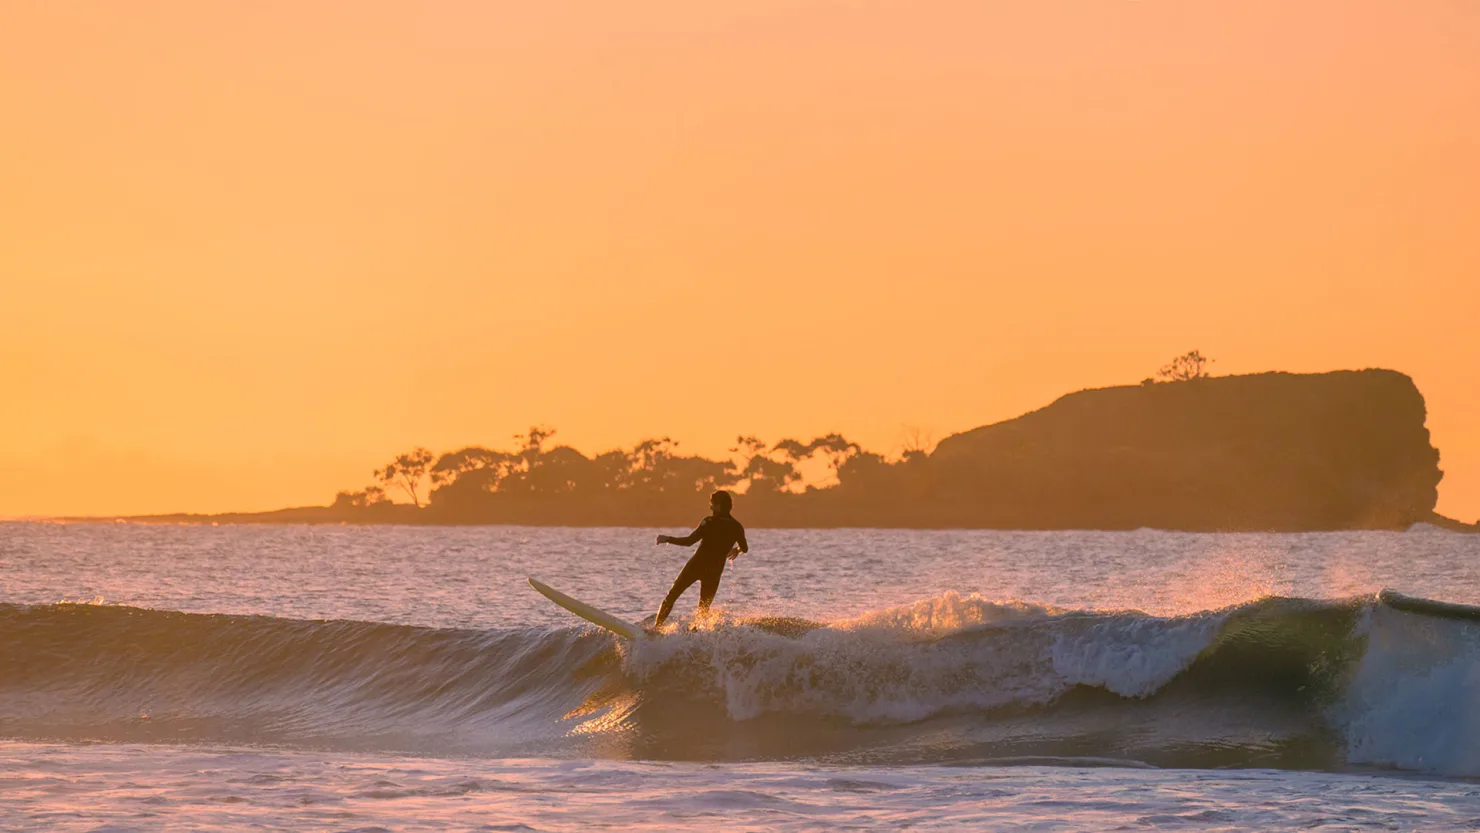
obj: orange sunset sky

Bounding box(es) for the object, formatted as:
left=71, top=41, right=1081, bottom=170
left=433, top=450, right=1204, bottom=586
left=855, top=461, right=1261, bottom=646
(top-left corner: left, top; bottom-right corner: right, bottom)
left=2, top=2, right=1477, bottom=520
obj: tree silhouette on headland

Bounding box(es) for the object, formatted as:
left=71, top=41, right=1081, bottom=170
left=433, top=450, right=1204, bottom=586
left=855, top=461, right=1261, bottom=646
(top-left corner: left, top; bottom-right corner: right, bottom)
left=375, top=448, right=434, bottom=507
left=1157, top=350, right=1215, bottom=382
left=332, top=485, right=387, bottom=510
left=342, top=426, right=901, bottom=521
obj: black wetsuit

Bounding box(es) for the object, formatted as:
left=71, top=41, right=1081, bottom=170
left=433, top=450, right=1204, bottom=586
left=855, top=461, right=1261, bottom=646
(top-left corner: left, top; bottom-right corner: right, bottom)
left=655, top=513, right=748, bottom=626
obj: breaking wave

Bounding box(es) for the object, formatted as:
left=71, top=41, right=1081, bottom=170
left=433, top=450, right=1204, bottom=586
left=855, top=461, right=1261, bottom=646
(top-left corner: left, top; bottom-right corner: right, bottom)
left=3, top=591, right=1478, bottom=776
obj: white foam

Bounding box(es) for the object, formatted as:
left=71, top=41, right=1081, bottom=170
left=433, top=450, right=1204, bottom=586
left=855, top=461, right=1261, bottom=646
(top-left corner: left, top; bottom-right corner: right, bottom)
left=1050, top=611, right=1225, bottom=698
left=837, top=591, right=1061, bottom=634
left=625, top=593, right=1218, bottom=723
left=1338, top=605, right=1480, bottom=777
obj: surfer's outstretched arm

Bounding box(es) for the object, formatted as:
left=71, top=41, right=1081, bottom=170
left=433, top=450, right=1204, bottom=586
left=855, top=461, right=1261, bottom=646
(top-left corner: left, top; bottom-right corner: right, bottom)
left=656, top=519, right=707, bottom=547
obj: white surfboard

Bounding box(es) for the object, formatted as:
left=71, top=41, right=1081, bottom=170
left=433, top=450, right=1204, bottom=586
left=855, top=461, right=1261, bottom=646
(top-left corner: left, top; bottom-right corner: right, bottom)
left=527, top=577, right=645, bottom=640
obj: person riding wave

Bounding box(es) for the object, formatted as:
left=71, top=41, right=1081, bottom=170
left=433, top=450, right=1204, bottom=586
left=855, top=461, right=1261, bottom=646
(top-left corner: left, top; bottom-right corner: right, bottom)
left=653, top=490, right=748, bottom=628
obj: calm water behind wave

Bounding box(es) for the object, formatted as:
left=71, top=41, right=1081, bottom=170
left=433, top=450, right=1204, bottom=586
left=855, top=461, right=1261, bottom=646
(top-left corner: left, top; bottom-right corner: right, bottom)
left=6, top=523, right=1478, bottom=625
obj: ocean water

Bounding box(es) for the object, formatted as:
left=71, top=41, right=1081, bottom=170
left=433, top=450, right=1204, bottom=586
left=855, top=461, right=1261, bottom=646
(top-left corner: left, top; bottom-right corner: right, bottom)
left=3, top=523, right=1480, bottom=831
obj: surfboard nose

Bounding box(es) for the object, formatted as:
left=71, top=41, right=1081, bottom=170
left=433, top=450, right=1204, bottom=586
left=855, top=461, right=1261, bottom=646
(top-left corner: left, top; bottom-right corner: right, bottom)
left=527, top=576, right=644, bottom=641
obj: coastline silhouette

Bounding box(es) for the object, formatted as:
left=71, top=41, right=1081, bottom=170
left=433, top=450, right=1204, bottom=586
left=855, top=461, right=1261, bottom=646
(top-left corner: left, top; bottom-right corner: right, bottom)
left=100, top=364, right=1476, bottom=534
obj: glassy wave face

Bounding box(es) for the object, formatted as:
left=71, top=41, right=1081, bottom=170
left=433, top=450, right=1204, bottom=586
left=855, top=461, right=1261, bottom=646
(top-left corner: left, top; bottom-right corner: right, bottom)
left=5, top=593, right=1477, bottom=777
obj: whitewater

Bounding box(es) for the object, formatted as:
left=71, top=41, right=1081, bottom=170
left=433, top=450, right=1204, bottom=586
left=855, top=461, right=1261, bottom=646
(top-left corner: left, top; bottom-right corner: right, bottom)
left=3, top=524, right=1480, bottom=830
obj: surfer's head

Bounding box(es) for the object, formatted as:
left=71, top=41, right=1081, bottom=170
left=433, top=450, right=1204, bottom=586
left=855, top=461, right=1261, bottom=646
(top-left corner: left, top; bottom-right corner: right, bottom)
left=710, top=490, right=733, bottom=515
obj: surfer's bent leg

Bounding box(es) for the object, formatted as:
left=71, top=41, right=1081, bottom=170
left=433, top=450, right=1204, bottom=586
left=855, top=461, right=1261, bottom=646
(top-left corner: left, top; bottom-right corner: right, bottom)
left=655, top=558, right=704, bottom=628
left=696, top=562, right=724, bottom=616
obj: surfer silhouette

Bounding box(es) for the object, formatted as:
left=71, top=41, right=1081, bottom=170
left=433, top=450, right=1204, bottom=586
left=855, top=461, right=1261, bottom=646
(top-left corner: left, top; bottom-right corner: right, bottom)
left=653, top=490, right=748, bottom=628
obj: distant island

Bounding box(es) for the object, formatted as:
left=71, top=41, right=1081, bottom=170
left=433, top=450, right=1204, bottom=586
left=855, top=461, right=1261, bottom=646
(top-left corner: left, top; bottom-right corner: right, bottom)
left=95, top=362, right=1477, bottom=533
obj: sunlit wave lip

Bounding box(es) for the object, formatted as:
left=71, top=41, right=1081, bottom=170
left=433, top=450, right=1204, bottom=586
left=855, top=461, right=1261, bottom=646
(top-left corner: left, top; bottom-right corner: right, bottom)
left=832, top=591, right=1072, bottom=636
left=3, top=591, right=1479, bottom=776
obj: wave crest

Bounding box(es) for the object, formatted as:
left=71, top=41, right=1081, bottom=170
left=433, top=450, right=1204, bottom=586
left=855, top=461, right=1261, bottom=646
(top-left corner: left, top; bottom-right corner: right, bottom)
left=2, top=592, right=1477, bottom=776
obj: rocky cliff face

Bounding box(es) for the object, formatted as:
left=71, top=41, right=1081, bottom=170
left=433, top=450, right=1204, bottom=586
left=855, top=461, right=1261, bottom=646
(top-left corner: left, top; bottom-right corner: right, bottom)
left=926, top=370, right=1442, bottom=531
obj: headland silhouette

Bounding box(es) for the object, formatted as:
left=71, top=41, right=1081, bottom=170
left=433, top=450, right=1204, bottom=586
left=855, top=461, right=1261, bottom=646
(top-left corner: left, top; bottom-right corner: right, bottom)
left=103, top=359, right=1477, bottom=533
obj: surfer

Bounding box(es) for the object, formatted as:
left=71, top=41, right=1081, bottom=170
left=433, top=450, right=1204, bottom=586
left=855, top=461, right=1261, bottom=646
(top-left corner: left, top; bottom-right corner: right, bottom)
left=653, top=490, right=748, bottom=628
